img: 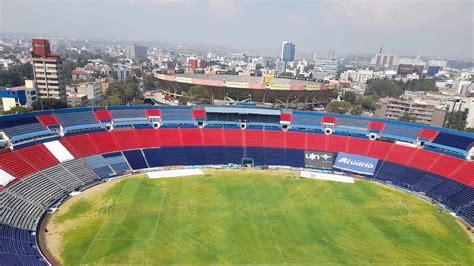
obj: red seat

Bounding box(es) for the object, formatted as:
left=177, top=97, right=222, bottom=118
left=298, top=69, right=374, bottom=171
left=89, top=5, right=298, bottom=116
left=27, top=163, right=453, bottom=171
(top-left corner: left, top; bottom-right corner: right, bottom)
left=15, top=144, right=58, bottom=171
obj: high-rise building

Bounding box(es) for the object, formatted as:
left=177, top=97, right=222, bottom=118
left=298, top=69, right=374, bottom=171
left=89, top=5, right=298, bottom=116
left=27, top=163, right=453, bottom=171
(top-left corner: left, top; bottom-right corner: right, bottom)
left=126, top=44, right=148, bottom=59
left=281, top=41, right=295, bottom=62
left=31, top=39, right=67, bottom=102
left=370, top=53, right=397, bottom=67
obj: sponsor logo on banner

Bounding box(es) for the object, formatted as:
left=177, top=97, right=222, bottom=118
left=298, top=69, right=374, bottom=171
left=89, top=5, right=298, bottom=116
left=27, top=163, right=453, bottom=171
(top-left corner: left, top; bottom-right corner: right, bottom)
left=333, top=152, right=378, bottom=175
left=304, top=151, right=333, bottom=169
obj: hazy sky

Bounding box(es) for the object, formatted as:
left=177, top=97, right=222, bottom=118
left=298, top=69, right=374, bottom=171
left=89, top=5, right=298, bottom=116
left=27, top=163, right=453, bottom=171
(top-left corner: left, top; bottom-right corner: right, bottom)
left=1, top=0, right=473, bottom=59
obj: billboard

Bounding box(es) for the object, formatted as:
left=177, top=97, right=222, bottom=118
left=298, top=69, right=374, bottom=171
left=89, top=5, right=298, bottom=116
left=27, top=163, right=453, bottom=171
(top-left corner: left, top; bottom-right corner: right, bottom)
left=333, top=152, right=378, bottom=175
left=304, top=151, right=333, bottom=169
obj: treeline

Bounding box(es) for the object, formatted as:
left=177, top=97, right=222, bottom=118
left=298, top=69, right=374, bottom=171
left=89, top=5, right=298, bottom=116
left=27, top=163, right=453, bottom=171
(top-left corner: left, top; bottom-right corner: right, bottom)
left=366, top=79, right=438, bottom=98
left=0, top=63, right=34, bottom=87
left=326, top=91, right=377, bottom=115
left=101, top=77, right=143, bottom=106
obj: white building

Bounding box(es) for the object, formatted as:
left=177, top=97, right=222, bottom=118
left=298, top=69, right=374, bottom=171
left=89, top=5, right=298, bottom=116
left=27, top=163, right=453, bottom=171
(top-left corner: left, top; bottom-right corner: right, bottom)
left=454, top=80, right=472, bottom=95
left=355, top=69, right=373, bottom=84
left=114, top=65, right=132, bottom=81
left=466, top=98, right=474, bottom=128
left=67, top=82, right=103, bottom=103
left=0, top=58, right=14, bottom=70
left=313, top=59, right=339, bottom=77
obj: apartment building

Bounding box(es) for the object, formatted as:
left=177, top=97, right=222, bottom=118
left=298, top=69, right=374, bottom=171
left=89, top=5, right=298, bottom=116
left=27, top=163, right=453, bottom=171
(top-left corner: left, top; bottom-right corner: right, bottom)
left=374, top=98, right=446, bottom=127
left=31, top=39, right=67, bottom=102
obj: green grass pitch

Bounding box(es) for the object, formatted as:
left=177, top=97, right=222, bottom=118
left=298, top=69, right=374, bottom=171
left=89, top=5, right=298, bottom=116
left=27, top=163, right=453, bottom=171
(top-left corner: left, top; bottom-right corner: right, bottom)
left=52, top=170, right=473, bottom=265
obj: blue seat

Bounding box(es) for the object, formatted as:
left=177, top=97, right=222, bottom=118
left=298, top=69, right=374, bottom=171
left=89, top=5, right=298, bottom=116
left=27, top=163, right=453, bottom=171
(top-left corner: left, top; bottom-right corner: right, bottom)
left=433, top=132, right=474, bottom=151
left=382, top=123, right=420, bottom=140
left=427, top=179, right=466, bottom=202
left=55, top=111, right=99, bottom=128
left=161, top=108, right=193, bottom=123
left=292, top=112, right=322, bottom=127
left=123, top=150, right=149, bottom=170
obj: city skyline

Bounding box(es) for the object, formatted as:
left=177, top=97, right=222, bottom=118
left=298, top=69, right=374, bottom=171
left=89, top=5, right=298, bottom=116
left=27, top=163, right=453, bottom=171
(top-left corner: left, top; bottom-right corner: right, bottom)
left=1, top=0, right=473, bottom=60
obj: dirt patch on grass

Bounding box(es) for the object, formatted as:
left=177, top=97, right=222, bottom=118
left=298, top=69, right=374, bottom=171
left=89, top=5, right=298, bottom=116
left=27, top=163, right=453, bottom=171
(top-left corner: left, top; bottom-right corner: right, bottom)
left=42, top=174, right=140, bottom=264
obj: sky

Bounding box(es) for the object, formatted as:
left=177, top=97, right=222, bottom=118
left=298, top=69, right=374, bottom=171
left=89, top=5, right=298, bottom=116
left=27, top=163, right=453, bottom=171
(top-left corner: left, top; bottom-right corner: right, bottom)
left=1, top=0, right=473, bottom=59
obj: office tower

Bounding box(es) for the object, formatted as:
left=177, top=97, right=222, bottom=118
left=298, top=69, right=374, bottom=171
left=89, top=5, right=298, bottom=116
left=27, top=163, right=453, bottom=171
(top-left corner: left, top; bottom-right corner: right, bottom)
left=281, top=41, right=295, bottom=62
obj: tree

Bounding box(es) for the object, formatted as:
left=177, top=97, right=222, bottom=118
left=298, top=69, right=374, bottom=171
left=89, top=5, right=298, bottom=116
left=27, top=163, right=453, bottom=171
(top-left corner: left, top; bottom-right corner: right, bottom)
left=398, top=114, right=417, bottom=123
left=143, top=74, right=158, bottom=91
left=366, top=79, right=403, bottom=98
left=183, top=85, right=211, bottom=104
left=255, top=63, right=264, bottom=70
left=342, top=91, right=356, bottom=104
left=445, top=112, right=466, bottom=130
left=62, top=60, right=77, bottom=84
left=3, top=106, right=29, bottom=115
left=465, top=128, right=474, bottom=133
left=358, top=97, right=377, bottom=111
left=0, top=63, right=34, bottom=87
left=326, top=101, right=352, bottom=114
left=350, top=105, right=363, bottom=115
left=32, top=98, right=68, bottom=110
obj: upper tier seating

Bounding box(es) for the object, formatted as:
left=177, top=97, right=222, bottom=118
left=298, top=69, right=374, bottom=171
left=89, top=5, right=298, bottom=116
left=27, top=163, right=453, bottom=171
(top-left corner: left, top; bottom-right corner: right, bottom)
left=55, top=111, right=100, bottom=128
left=161, top=108, right=193, bottom=123
left=292, top=112, right=322, bottom=127
left=206, top=112, right=239, bottom=122
left=433, top=131, right=474, bottom=151
left=109, top=110, right=147, bottom=121
left=2, top=123, right=48, bottom=140
left=382, top=123, right=421, bottom=140
left=336, top=118, right=369, bottom=132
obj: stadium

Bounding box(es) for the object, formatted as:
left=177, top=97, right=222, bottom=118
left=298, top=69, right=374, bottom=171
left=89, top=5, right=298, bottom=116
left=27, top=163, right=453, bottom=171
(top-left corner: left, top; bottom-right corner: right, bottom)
left=155, top=72, right=335, bottom=108
left=0, top=105, right=473, bottom=265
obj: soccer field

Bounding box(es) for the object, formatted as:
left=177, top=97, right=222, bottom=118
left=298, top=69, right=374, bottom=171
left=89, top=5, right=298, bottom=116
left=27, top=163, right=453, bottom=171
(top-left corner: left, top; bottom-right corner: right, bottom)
left=46, top=170, right=473, bottom=265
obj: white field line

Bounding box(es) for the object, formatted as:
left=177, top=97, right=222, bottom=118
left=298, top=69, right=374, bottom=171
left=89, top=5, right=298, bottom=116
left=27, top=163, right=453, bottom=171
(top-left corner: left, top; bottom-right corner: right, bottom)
left=79, top=180, right=129, bottom=265
left=152, top=189, right=167, bottom=240
left=250, top=179, right=286, bottom=264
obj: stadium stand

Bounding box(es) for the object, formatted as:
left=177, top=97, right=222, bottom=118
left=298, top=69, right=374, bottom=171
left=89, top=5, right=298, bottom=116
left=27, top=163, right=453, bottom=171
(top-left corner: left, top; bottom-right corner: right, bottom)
left=1, top=106, right=474, bottom=265
left=382, top=123, right=421, bottom=140
left=161, top=107, right=193, bottom=123
left=102, top=152, right=131, bottom=175
left=55, top=109, right=101, bottom=129
left=292, top=111, right=322, bottom=128
left=0, top=223, right=47, bottom=265
left=433, top=131, right=474, bottom=151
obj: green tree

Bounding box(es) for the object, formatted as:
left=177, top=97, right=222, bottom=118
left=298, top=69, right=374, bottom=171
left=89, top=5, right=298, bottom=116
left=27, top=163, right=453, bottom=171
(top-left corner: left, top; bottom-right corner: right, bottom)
left=465, top=128, right=474, bottom=133
left=0, top=63, right=34, bottom=87
left=62, top=60, right=77, bottom=84
left=3, top=106, right=29, bottom=114
left=32, top=98, right=68, bottom=110
left=183, top=85, right=211, bottom=104
left=326, top=101, right=352, bottom=114
left=143, top=74, right=158, bottom=91
left=358, top=97, right=377, bottom=111
left=445, top=112, right=466, bottom=130
left=255, top=63, right=264, bottom=70
left=366, top=79, right=403, bottom=98
left=398, top=114, right=417, bottom=122
left=342, top=91, right=356, bottom=104
left=350, top=105, right=363, bottom=115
